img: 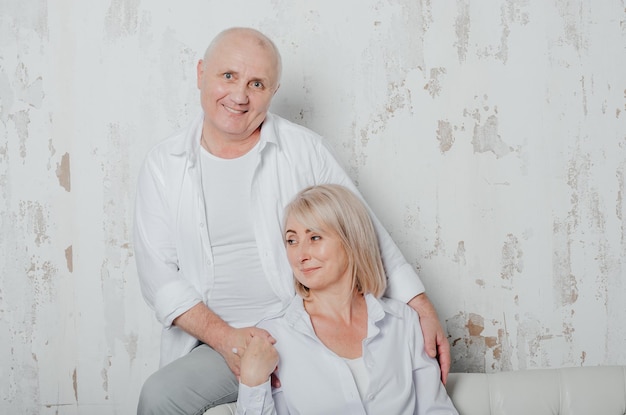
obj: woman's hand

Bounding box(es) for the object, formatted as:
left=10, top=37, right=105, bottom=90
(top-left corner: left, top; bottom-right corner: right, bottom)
left=238, top=334, right=279, bottom=387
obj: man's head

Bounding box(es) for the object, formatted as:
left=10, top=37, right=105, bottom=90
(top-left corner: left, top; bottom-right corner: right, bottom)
left=197, top=27, right=282, bottom=154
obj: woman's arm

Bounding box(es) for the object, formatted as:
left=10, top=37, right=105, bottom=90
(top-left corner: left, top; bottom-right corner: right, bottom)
left=236, top=335, right=286, bottom=415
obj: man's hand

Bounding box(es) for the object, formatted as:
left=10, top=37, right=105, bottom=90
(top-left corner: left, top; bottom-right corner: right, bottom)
left=214, top=326, right=275, bottom=379
left=172, top=303, right=276, bottom=379
left=408, top=293, right=451, bottom=385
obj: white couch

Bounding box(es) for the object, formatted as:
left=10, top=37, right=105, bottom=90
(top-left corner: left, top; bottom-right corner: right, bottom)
left=205, top=366, right=626, bottom=415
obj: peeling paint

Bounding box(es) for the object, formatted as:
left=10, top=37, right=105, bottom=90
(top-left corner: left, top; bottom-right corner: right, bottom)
left=553, top=220, right=580, bottom=306
left=453, top=241, right=466, bottom=265
left=580, top=76, right=588, bottom=116
left=0, top=66, right=15, bottom=123
left=65, top=245, right=73, bottom=273
left=436, top=120, right=454, bottom=153
left=424, top=68, right=446, bottom=98
left=102, top=356, right=112, bottom=399
left=20, top=201, right=49, bottom=246
left=556, top=0, right=588, bottom=54
left=56, top=152, right=71, bottom=192
left=73, top=368, right=78, bottom=402
left=454, top=0, right=470, bottom=63
left=500, top=233, right=523, bottom=281
left=125, top=332, right=138, bottom=363
left=472, top=114, right=513, bottom=158
left=12, top=109, right=31, bottom=159
left=26, top=256, right=57, bottom=303
left=447, top=312, right=512, bottom=372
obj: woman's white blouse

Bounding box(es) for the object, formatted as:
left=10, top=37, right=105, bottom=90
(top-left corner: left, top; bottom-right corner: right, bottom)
left=236, top=294, right=458, bottom=415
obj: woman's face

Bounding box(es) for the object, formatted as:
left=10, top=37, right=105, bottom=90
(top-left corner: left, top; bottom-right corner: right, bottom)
left=284, top=214, right=351, bottom=294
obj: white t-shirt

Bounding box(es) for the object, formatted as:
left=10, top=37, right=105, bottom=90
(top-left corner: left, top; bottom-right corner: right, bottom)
left=344, top=357, right=369, bottom=401
left=200, top=144, right=283, bottom=327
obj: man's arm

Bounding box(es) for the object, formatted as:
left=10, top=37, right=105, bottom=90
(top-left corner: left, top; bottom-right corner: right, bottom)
left=173, top=302, right=273, bottom=378
left=408, top=293, right=451, bottom=385
left=310, top=138, right=451, bottom=380
left=134, top=149, right=272, bottom=375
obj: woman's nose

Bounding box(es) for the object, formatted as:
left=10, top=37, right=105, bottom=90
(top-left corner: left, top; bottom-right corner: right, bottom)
left=298, top=244, right=310, bottom=263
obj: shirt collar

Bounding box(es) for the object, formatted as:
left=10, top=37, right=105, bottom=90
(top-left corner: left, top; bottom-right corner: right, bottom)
left=258, top=111, right=280, bottom=151
left=167, top=112, right=203, bottom=166
left=172, top=111, right=280, bottom=164
left=283, top=293, right=403, bottom=333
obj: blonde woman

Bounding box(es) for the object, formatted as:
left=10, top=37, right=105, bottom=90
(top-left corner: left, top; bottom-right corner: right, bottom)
left=235, top=184, right=458, bottom=415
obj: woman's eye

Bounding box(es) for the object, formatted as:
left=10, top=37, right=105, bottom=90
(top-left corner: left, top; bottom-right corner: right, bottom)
left=286, top=239, right=295, bottom=245
left=311, top=235, right=321, bottom=241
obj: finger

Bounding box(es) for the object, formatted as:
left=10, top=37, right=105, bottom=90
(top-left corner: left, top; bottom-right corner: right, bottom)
left=438, top=345, right=451, bottom=385
left=249, top=331, right=277, bottom=346
left=250, top=327, right=273, bottom=338
left=270, top=372, right=281, bottom=388
left=425, top=337, right=438, bottom=358
left=435, top=331, right=451, bottom=385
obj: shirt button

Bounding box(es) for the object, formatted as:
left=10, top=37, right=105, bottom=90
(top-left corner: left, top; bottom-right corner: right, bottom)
left=199, top=222, right=204, bottom=228
left=367, top=393, right=375, bottom=400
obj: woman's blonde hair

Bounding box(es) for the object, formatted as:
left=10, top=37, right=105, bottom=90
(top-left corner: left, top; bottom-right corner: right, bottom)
left=284, top=184, right=387, bottom=298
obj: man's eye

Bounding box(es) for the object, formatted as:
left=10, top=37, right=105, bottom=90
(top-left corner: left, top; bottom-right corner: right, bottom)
left=224, top=73, right=233, bottom=79
left=251, top=81, right=263, bottom=88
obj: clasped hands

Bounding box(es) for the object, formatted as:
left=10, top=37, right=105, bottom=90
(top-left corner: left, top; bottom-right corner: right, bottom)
left=218, top=327, right=280, bottom=388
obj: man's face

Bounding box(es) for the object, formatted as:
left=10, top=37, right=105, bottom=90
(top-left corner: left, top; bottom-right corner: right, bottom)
left=197, top=32, right=280, bottom=144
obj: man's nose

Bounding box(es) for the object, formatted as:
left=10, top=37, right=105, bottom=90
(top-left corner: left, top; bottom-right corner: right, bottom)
left=230, top=82, right=249, bottom=104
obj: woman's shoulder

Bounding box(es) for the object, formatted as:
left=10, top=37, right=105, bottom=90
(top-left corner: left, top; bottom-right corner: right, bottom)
left=374, top=295, right=420, bottom=324
left=256, top=296, right=306, bottom=332
left=377, top=295, right=410, bottom=313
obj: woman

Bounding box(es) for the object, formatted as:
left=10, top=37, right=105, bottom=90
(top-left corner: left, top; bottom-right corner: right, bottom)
left=235, top=184, right=458, bottom=414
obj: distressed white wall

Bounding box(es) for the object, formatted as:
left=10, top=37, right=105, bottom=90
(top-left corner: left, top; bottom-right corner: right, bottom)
left=1, top=0, right=625, bottom=413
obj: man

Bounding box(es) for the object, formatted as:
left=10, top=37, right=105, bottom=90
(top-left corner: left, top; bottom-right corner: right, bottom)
left=134, top=27, right=450, bottom=414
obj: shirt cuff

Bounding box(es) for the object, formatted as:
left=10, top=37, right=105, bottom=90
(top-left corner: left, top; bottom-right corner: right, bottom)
left=154, top=281, right=203, bottom=328
left=384, top=263, right=426, bottom=303
left=237, top=380, right=272, bottom=414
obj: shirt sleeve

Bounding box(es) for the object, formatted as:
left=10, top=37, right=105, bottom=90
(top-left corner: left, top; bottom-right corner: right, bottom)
left=314, top=139, right=426, bottom=302
left=133, top=150, right=202, bottom=328
left=236, top=381, right=283, bottom=415
left=407, top=308, right=459, bottom=415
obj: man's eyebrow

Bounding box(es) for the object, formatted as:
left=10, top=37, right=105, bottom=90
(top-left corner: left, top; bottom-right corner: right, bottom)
left=250, top=76, right=270, bottom=84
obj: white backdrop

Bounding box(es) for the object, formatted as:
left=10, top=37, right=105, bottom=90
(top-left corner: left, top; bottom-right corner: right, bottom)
left=1, top=0, right=625, bottom=413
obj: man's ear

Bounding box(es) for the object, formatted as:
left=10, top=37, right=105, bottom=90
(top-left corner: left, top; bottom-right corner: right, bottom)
left=273, top=83, right=281, bottom=95
left=196, top=60, right=204, bottom=89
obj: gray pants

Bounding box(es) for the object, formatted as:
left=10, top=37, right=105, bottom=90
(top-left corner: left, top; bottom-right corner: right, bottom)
left=137, top=344, right=238, bottom=415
